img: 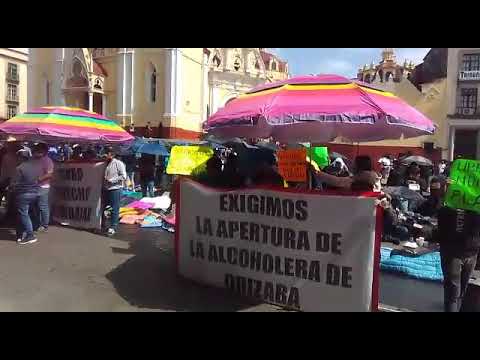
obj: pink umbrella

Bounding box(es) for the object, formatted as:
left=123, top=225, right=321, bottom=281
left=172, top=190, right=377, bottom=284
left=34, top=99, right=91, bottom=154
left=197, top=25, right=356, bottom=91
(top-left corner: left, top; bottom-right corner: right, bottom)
left=204, top=74, right=436, bottom=143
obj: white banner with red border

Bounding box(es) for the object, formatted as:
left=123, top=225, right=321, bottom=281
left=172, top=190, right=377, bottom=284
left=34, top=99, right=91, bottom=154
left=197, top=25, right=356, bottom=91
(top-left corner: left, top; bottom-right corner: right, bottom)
left=175, top=179, right=381, bottom=312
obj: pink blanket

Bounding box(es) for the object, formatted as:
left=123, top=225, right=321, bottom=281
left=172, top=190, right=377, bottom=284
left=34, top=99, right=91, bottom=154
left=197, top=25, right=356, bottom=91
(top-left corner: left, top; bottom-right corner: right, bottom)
left=126, top=200, right=155, bottom=210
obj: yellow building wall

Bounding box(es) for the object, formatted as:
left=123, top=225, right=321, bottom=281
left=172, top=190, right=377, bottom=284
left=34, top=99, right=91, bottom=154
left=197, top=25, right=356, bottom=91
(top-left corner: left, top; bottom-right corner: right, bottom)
left=132, top=48, right=167, bottom=128
left=176, top=48, right=204, bottom=133
left=28, top=48, right=56, bottom=109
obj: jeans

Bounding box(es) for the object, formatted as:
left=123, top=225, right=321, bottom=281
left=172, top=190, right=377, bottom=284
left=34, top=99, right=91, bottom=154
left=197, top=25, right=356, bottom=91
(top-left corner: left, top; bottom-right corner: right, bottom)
left=141, top=180, right=155, bottom=198
left=104, top=189, right=121, bottom=230
left=37, top=187, right=50, bottom=228
left=440, top=246, right=478, bottom=312
left=16, top=192, right=38, bottom=239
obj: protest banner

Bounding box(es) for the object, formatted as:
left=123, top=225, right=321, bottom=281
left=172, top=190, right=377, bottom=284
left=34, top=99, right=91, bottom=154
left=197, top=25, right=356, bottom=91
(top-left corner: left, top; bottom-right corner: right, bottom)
left=277, top=148, right=307, bottom=182
left=51, top=162, right=107, bottom=230
left=166, top=145, right=214, bottom=176
left=445, top=159, right=480, bottom=213
left=175, top=179, right=381, bottom=312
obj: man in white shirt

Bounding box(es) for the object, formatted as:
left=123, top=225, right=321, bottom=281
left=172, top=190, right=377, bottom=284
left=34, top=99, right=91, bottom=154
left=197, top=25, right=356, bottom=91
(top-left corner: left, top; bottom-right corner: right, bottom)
left=31, top=143, right=54, bottom=232
left=103, top=147, right=127, bottom=236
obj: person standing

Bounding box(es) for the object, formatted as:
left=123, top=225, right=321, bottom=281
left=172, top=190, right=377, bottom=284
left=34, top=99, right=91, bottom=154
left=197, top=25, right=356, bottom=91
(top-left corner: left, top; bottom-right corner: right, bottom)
left=31, top=143, right=54, bottom=233
left=103, top=147, right=127, bottom=236
left=437, top=206, right=480, bottom=312
left=139, top=154, right=156, bottom=197
left=12, top=149, right=42, bottom=244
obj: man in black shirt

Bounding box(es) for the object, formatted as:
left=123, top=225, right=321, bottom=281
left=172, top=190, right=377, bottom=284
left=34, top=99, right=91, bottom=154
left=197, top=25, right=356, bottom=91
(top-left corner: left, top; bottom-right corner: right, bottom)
left=437, top=206, right=480, bottom=312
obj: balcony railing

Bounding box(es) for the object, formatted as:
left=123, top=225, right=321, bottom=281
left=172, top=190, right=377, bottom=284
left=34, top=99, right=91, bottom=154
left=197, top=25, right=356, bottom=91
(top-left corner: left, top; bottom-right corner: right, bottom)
left=6, top=72, right=19, bottom=82
left=6, top=94, right=19, bottom=102
left=459, top=70, right=480, bottom=81
left=455, top=106, right=480, bottom=117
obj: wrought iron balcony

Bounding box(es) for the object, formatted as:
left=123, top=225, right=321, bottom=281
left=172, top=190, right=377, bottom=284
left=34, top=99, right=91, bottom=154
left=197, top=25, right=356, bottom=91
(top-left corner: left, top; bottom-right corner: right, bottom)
left=459, top=70, right=480, bottom=81
left=455, top=106, right=480, bottom=118
left=6, top=94, right=19, bottom=102
left=6, top=72, right=19, bottom=82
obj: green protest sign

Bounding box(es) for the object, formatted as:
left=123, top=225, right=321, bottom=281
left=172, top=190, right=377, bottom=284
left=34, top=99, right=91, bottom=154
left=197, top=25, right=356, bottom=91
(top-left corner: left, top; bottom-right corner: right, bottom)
left=445, top=159, right=480, bottom=213
left=311, top=147, right=330, bottom=169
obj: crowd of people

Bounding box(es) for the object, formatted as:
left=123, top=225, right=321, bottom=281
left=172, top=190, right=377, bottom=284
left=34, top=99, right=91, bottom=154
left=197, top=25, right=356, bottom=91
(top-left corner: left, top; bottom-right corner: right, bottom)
left=0, top=140, right=172, bottom=242
left=193, top=147, right=480, bottom=312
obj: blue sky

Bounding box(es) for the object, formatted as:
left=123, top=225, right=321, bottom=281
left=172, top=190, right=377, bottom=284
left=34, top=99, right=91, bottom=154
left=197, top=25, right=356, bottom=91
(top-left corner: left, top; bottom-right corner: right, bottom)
left=269, top=48, right=430, bottom=78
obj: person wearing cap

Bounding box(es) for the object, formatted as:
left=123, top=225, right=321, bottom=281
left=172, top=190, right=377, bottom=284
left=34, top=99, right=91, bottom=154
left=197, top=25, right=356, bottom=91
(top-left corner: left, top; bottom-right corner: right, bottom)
left=103, top=147, right=126, bottom=236
left=11, top=148, right=43, bottom=244
left=415, top=177, right=444, bottom=217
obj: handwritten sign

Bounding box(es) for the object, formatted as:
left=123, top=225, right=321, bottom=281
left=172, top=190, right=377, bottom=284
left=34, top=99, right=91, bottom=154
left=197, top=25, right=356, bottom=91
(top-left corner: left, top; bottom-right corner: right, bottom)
left=166, top=146, right=214, bottom=176
left=52, top=162, right=107, bottom=230
left=311, top=147, right=330, bottom=170
left=277, top=148, right=307, bottom=182
left=445, top=159, right=480, bottom=213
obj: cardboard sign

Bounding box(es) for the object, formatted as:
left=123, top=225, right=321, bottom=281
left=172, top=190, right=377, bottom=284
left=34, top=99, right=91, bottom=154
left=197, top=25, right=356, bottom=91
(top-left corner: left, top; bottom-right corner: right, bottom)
left=176, top=179, right=380, bottom=312
left=166, top=145, right=214, bottom=176
left=310, top=147, right=330, bottom=170
left=445, top=159, right=480, bottom=213
left=51, top=162, right=107, bottom=230
left=277, top=148, right=307, bottom=182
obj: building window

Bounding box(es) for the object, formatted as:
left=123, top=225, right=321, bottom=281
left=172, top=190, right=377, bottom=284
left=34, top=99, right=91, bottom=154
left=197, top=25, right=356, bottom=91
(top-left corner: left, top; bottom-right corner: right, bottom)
left=7, top=105, right=17, bottom=119
left=461, top=88, right=477, bottom=109
left=462, top=54, right=480, bottom=72
left=151, top=68, right=157, bottom=103
left=7, top=63, right=18, bottom=80
left=212, top=54, right=221, bottom=68
left=7, top=84, right=17, bottom=101
left=271, top=61, right=277, bottom=71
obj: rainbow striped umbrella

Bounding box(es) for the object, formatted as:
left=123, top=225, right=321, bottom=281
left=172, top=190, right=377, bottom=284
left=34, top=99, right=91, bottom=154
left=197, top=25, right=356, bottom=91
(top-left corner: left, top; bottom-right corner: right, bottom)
left=205, top=74, right=436, bottom=143
left=0, top=106, right=134, bottom=144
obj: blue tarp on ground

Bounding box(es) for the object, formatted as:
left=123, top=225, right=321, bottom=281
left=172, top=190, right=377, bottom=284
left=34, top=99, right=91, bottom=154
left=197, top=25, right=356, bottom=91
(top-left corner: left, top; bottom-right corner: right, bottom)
left=380, top=247, right=444, bottom=282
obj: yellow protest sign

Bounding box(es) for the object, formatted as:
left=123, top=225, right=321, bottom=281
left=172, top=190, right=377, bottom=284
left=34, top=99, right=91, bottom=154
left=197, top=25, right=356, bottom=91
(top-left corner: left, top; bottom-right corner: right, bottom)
left=166, top=145, right=214, bottom=175
left=277, top=148, right=307, bottom=182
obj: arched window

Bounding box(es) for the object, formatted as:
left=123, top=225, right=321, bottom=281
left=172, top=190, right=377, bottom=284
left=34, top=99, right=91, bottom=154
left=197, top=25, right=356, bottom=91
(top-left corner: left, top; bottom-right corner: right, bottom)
left=378, top=69, right=384, bottom=82
left=212, top=54, right=221, bottom=67
left=385, top=72, right=393, bottom=82
left=271, top=61, right=277, bottom=71
left=150, top=66, right=157, bottom=103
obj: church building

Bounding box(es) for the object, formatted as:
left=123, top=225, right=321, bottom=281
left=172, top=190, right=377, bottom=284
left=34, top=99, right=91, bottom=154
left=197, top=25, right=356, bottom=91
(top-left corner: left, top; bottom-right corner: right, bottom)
left=28, top=48, right=288, bottom=139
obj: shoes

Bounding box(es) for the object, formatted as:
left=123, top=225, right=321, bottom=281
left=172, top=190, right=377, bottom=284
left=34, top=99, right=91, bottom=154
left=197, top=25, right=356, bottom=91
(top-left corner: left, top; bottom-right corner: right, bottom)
left=18, top=235, right=38, bottom=245
left=107, top=228, right=116, bottom=236
left=37, top=226, right=48, bottom=233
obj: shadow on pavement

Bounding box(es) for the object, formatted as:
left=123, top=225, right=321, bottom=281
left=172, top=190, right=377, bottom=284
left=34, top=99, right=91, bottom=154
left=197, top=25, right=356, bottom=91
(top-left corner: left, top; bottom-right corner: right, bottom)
left=0, top=227, right=16, bottom=242
left=107, top=226, right=261, bottom=312
left=106, top=250, right=261, bottom=312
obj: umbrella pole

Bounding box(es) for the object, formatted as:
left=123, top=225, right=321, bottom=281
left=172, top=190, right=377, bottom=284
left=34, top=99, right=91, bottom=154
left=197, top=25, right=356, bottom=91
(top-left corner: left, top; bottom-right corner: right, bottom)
left=308, top=143, right=312, bottom=190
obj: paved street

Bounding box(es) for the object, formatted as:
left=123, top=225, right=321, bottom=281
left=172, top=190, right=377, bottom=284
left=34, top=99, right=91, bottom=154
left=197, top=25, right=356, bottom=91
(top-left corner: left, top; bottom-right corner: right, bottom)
left=0, top=223, right=445, bottom=312
left=0, top=225, right=283, bottom=312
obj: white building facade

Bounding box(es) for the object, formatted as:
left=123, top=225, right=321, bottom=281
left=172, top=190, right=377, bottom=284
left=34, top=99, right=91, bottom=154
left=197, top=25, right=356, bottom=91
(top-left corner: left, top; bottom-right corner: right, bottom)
left=446, top=48, right=480, bottom=160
